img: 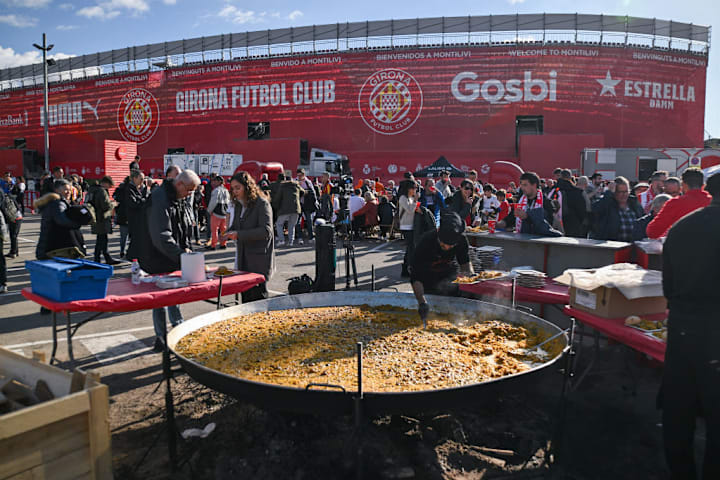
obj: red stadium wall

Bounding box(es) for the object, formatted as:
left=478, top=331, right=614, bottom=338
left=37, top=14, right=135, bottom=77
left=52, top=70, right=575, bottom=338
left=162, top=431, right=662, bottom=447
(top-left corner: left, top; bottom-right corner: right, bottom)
left=0, top=150, right=23, bottom=177
left=519, top=134, right=606, bottom=176
left=103, top=140, right=136, bottom=195
left=0, top=45, right=706, bottom=180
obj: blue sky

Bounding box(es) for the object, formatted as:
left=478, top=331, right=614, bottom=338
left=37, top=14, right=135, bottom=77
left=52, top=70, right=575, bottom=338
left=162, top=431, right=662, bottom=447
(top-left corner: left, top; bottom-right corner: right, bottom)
left=1, top=0, right=718, bottom=137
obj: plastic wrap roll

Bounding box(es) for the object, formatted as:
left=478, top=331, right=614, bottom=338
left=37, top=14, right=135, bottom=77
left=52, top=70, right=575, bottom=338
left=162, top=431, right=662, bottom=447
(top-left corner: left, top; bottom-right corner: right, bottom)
left=181, top=252, right=206, bottom=283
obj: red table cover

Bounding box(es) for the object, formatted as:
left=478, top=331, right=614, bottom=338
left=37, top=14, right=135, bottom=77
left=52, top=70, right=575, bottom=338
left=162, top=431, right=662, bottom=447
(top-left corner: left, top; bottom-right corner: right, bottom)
left=22, top=272, right=265, bottom=313
left=563, top=306, right=667, bottom=363
left=460, top=279, right=570, bottom=305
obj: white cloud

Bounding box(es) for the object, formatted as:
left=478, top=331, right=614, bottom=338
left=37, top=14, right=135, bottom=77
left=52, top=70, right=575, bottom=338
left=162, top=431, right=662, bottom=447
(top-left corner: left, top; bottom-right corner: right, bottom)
left=162, top=0, right=176, bottom=4
left=0, top=46, right=41, bottom=68
left=56, top=24, right=78, bottom=30
left=218, top=5, right=264, bottom=24
left=77, top=0, right=148, bottom=20
left=0, top=14, right=38, bottom=27
left=77, top=5, right=112, bottom=18
left=2, top=0, right=52, bottom=8
left=508, top=0, right=525, bottom=3
left=215, top=6, right=301, bottom=24
left=59, top=2, right=75, bottom=9
left=0, top=45, right=73, bottom=69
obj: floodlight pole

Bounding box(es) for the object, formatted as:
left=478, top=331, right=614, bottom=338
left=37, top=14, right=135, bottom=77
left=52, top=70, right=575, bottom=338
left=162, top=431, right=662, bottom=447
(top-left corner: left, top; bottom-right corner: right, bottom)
left=34, top=33, right=53, bottom=173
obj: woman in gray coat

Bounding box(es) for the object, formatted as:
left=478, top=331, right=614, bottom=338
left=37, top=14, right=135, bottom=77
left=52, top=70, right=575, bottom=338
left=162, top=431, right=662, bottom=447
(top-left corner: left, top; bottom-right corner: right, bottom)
left=222, top=171, right=275, bottom=302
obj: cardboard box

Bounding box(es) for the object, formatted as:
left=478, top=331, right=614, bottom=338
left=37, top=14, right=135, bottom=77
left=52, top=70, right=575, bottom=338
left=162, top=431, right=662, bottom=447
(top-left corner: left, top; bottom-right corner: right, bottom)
left=569, top=285, right=667, bottom=319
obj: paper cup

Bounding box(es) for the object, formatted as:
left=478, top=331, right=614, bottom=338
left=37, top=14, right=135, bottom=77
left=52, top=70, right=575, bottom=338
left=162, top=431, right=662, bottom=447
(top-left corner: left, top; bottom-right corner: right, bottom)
left=488, top=220, right=496, bottom=233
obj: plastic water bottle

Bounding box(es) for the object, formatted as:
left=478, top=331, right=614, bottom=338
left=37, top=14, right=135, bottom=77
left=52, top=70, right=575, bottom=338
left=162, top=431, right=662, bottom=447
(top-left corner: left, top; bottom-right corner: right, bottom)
left=131, top=259, right=141, bottom=285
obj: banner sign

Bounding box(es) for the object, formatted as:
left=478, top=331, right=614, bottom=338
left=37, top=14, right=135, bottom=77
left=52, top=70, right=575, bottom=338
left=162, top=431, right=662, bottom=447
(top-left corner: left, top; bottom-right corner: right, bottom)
left=0, top=46, right=706, bottom=178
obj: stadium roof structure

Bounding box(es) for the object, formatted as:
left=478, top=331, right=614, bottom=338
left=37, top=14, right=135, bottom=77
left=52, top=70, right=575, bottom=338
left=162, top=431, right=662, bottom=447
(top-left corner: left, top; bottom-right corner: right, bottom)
left=0, top=13, right=710, bottom=90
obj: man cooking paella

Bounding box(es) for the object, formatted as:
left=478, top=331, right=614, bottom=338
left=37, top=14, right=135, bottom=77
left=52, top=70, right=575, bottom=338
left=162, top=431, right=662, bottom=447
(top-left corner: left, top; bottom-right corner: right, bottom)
left=409, top=211, right=474, bottom=323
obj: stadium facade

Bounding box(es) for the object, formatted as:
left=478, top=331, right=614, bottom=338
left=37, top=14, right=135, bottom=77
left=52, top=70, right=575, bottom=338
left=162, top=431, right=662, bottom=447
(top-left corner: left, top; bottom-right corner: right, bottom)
left=0, top=14, right=710, bottom=179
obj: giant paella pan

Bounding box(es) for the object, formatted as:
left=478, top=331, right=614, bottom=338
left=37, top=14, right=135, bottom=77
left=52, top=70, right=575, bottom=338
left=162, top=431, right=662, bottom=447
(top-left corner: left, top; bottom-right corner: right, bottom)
left=167, top=292, right=569, bottom=415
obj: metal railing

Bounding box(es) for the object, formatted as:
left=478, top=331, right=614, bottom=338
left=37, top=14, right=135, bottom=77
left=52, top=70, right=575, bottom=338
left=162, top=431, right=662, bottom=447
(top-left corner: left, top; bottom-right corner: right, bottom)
left=0, top=13, right=710, bottom=91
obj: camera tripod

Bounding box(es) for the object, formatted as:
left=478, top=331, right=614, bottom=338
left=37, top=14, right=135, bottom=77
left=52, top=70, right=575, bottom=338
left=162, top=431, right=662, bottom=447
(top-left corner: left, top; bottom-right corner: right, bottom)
left=338, top=209, right=358, bottom=290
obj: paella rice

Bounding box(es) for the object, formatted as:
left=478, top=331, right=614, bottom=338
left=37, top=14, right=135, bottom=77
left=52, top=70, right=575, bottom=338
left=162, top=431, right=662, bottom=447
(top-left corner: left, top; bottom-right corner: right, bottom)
left=175, top=305, right=561, bottom=392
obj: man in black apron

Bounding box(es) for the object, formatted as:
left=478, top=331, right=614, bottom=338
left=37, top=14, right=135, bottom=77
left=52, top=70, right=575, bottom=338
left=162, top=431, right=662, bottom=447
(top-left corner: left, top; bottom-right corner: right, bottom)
left=661, top=172, right=720, bottom=480
left=409, top=212, right=473, bottom=322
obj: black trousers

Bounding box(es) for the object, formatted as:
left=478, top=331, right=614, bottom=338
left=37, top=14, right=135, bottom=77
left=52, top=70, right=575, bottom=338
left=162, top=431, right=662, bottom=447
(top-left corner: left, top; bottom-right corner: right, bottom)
left=402, top=229, right=414, bottom=274
left=94, top=234, right=110, bottom=262
left=0, top=238, right=6, bottom=285
left=295, top=207, right=315, bottom=240
left=352, top=215, right=365, bottom=236
left=241, top=282, right=267, bottom=303
left=8, top=219, right=20, bottom=255
left=662, top=314, right=720, bottom=480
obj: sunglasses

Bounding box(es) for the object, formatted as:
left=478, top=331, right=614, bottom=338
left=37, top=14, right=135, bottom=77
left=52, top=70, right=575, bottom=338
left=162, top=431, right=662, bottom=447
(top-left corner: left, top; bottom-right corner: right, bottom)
left=463, top=186, right=473, bottom=191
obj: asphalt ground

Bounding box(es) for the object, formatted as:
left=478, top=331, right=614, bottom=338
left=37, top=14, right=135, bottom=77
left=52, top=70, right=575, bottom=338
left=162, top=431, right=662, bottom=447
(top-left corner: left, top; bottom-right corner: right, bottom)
left=0, top=214, right=412, bottom=371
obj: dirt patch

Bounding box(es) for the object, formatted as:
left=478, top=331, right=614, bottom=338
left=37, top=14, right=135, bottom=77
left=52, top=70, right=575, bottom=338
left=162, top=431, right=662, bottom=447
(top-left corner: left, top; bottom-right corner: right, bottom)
left=107, top=352, right=671, bottom=480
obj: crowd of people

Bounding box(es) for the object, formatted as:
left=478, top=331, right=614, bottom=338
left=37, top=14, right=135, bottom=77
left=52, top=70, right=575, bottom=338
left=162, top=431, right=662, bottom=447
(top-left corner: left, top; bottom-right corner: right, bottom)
left=0, top=163, right=714, bottom=297
left=1, top=160, right=719, bottom=478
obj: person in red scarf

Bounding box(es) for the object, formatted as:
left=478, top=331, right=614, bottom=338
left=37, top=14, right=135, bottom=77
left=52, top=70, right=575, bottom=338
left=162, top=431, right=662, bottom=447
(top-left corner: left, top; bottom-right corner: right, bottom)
left=638, top=170, right=668, bottom=213
left=646, top=168, right=711, bottom=239
left=512, top=172, right=560, bottom=236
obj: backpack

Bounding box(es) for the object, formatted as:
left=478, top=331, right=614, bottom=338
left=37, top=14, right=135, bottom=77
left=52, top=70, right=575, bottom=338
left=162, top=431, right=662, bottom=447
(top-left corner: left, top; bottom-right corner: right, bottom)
left=83, top=189, right=98, bottom=226
left=0, top=192, right=19, bottom=223
left=317, top=194, right=333, bottom=220
left=288, top=274, right=314, bottom=295
left=413, top=206, right=437, bottom=246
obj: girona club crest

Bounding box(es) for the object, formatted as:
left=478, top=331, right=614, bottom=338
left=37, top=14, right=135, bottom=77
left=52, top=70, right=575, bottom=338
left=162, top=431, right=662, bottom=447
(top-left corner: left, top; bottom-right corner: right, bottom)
left=117, top=88, right=159, bottom=144
left=358, top=68, right=422, bottom=135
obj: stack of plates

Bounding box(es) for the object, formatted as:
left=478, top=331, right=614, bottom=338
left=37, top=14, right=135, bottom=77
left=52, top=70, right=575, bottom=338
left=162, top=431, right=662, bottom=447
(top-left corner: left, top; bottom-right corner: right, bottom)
left=514, top=269, right=546, bottom=288
left=470, top=246, right=504, bottom=271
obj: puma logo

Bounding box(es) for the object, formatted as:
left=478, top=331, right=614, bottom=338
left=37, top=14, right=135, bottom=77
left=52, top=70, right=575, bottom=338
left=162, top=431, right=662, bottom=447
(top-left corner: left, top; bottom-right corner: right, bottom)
left=82, top=99, right=101, bottom=120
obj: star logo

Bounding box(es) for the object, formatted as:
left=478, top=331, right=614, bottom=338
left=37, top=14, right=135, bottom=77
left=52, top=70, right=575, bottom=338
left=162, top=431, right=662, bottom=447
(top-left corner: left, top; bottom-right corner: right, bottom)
left=596, top=71, right=621, bottom=97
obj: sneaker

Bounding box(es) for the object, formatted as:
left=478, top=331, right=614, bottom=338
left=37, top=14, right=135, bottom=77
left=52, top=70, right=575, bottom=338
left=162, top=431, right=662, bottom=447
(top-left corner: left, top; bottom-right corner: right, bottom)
left=0, top=285, right=7, bottom=294
left=105, top=258, right=122, bottom=266
left=276, top=240, right=285, bottom=247
left=297, top=239, right=304, bottom=245
left=218, top=245, right=227, bottom=250
left=205, top=245, right=217, bottom=251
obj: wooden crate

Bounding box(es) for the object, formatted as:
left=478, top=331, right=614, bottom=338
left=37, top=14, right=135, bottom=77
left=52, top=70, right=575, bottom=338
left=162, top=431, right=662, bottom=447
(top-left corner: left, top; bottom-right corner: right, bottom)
left=0, top=348, right=112, bottom=480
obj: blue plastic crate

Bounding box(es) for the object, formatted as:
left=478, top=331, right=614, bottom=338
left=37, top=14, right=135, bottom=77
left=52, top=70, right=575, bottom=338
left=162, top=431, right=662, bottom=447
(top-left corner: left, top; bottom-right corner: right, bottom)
left=26, top=258, right=114, bottom=302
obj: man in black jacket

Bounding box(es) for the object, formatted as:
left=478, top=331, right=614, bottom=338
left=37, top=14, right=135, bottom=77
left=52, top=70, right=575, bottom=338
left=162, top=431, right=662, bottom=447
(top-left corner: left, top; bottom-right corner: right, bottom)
left=447, top=179, right=479, bottom=223
left=113, top=177, right=130, bottom=258
left=296, top=168, right=317, bottom=242
left=125, top=169, right=148, bottom=260
left=549, top=169, right=588, bottom=238
left=661, top=173, right=720, bottom=480
left=590, top=177, right=644, bottom=241
left=410, top=212, right=473, bottom=323
left=41, top=167, right=64, bottom=195
left=35, top=179, right=86, bottom=260
left=0, top=190, right=6, bottom=293
left=140, top=170, right=200, bottom=351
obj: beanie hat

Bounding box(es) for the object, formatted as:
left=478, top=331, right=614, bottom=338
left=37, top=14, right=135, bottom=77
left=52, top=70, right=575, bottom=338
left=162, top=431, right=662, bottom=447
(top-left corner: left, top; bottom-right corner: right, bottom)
left=437, top=211, right=465, bottom=245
